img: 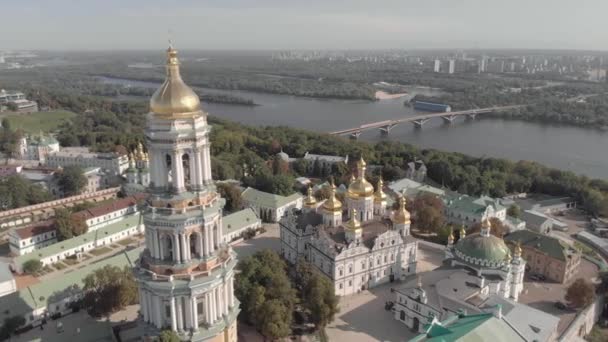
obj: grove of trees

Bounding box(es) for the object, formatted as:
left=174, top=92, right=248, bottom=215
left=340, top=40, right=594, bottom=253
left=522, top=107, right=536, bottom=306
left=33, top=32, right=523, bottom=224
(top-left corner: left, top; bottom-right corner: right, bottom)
left=565, top=278, right=596, bottom=309
left=82, top=265, right=139, bottom=318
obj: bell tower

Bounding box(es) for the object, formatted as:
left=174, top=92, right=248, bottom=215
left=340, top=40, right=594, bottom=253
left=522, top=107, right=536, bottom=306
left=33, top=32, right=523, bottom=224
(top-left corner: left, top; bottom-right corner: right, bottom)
left=135, top=45, right=238, bottom=342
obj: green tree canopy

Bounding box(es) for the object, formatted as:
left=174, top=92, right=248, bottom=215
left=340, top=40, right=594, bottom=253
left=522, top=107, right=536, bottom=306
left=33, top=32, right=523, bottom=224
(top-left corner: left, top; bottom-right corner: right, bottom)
left=507, top=204, right=522, bottom=218
left=82, top=265, right=138, bottom=317
left=0, top=315, right=26, bottom=340
left=295, top=261, right=339, bottom=330
left=565, top=278, right=595, bottom=308
left=55, top=165, right=87, bottom=196
left=54, top=208, right=88, bottom=240
left=235, top=249, right=296, bottom=340
left=216, top=183, right=243, bottom=213
left=22, top=259, right=43, bottom=275
left=158, top=330, right=181, bottom=342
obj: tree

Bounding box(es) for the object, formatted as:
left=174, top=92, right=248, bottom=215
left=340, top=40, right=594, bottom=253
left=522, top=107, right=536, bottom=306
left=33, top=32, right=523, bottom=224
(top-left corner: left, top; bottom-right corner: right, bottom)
left=6, top=102, right=18, bottom=112
left=272, top=156, right=290, bottom=175
left=235, top=250, right=296, bottom=340
left=217, top=183, right=244, bottom=212
left=565, top=278, right=595, bottom=308
left=414, top=206, right=445, bottom=234
left=82, top=265, right=138, bottom=317
left=507, top=204, right=522, bottom=218
left=22, top=259, right=43, bottom=274
left=54, top=208, right=87, bottom=240
left=158, top=330, right=181, bottom=342
left=296, top=261, right=338, bottom=330
left=0, top=315, right=26, bottom=340
left=55, top=165, right=87, bottom=196
left=1, top=118, right=11, bottom=131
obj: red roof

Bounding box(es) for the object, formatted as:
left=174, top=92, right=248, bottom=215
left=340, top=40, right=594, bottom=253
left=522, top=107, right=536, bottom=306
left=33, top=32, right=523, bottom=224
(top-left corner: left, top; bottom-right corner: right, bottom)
left=72, top=193, right=146, bottom=221
left=14, top=220, right=56, bottom=239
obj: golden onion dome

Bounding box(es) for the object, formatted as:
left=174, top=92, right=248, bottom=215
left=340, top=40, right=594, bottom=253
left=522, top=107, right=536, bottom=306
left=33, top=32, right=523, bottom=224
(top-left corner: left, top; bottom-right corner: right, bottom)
left=460, top=224, right=467, bottom=239
left=348, top=157, right=374, bottom=199
left=447, top=228, right=455, bottom=245
left=304, top=185, right=317, bottom=208
left=374, top=177, right=387, bottom=203
left=345, top=208, right=361, bottom=231
left=322, top=181, right=342, bottom=213
left=392, top=196, right=411, bottom=224
left=514, top=241, right=522, bottom=258
left=150, top=45, right=202, bottom=118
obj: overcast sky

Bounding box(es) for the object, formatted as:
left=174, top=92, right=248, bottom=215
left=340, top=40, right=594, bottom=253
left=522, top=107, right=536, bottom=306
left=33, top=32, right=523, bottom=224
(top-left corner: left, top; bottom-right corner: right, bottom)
left=2, top=0, right=607, bottom=51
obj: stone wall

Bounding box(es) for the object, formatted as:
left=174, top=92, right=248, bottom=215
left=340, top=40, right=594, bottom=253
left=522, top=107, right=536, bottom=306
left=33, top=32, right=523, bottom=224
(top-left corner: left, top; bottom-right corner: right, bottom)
left=559, top=295, right=605, bottom=342
left=0, top=187, right=120, bottom=229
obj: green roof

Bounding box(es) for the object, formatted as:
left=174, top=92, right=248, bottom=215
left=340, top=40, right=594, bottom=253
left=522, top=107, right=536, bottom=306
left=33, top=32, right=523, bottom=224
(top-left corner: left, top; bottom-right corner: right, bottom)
left=445, top=195, right=505, bottom=215
left=14, top=214, right=142, bottom=268
left=0, top=247, right=141, bottom=322
left=505, top=229, right=573, bottom=262
left=223, top=208, right=259, bottom=234
left=410, top=313, right=525, bottom=342
left=241, top=187, right=302, bottom=209
left=455, top=234, right=511, bottom=264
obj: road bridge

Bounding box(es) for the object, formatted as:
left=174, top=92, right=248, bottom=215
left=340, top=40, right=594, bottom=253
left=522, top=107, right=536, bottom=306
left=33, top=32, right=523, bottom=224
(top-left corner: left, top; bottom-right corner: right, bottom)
left=329, top=105, right=525, bottom=138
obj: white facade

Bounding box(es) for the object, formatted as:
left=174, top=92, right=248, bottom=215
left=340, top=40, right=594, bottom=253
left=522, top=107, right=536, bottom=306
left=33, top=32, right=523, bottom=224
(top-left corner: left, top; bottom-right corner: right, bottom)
left=46, top=150, right=128, bottom=176
left=280, top=160, right=418, bottom=297
left=0, top=263, right=17, bottom=298
left=12, top=216, right=143, bottom=274
left=8, top=222, right=57, bottom=256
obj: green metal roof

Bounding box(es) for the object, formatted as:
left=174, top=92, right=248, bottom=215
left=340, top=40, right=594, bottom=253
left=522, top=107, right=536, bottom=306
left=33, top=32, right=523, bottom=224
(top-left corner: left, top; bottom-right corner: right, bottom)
left=14, top=214, right=142, bottom=268
left=445, top=195, right=505, bottom=215
left=455, top=234, right=510, bottom=264
left=410, top=313, right=525, bottom=342
left=505, top=229, right=572, bottom=262
left=0, top=247, right=141, bottom=323
left=223, top=208, right=259, bottom=234
left=241, top=187, right=302, bottom=209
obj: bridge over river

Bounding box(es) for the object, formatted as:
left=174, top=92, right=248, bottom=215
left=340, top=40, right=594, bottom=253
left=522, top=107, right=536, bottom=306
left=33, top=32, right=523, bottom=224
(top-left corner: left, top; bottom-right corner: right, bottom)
left=329, top=105, right=525, bottom=138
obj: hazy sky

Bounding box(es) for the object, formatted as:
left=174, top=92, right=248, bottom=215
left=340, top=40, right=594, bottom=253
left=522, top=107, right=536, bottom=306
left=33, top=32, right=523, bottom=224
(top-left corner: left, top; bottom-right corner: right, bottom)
left=2, top=0, right=607, bottom=51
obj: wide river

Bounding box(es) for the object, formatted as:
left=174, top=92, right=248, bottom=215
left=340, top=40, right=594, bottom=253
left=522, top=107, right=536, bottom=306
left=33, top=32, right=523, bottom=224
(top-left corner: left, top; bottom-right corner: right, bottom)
left=100, top=77, right=608, bottom=180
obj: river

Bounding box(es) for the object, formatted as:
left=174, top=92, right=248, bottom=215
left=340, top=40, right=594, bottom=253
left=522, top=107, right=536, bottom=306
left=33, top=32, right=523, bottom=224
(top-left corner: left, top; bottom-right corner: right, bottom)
left=98, top=76, right=608, bottom=180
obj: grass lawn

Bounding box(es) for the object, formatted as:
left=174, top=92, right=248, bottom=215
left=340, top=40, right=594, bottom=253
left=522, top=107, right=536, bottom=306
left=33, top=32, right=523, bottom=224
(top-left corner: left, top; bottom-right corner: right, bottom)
left=89, top=246, right=113, bottom=256
left=116, top=238, right=135, bottom=246
left=1, top=110, right=76, bottom=133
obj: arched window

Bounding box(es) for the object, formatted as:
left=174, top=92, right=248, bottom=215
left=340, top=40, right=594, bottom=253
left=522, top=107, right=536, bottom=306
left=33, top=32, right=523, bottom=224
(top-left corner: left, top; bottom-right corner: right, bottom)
left=182, top=154, right=191, bottom=186
left=348, top=264, right=353, bottom=274
left=400, top=310, right=406, bottom=321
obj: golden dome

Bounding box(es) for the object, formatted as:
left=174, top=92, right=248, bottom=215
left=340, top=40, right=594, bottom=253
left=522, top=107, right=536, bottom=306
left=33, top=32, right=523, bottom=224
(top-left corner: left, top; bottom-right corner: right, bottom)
left=392, top=196, right=411, bottom=224
left=322, top=181, right=342, bottom=213
left=345, top=208, right=361, bottom=231
left=150, top=45, right=202, bottom=118
left=514, top=241, right=522, bottom=258
left=460, top=224, right=467, bottom=239
left=304, top=185, right=317, bottom=208
left=374, top=177, right=387, bottom=203
left=348, top=157, right=374, bottom=199
left=447, top=228, right=455, bottom=245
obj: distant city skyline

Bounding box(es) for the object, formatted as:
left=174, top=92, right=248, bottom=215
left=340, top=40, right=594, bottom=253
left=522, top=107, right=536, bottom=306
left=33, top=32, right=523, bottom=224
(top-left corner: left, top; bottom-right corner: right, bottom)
left=1, top=0, right=608, bottom=51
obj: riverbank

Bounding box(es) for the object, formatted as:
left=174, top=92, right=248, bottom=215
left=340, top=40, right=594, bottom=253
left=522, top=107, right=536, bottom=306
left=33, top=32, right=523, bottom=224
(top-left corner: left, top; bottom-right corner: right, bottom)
left=375, top=91, right=408, bottom=100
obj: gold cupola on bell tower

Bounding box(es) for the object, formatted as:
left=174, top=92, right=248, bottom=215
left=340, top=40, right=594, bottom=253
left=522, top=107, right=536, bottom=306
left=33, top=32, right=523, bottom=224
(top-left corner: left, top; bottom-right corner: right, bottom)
left=150, top=44, right=204, bottom=118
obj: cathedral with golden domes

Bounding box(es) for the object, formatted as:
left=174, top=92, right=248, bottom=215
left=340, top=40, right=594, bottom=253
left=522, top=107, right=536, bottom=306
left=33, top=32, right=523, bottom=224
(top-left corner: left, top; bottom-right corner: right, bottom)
left=280, top=157, right=418, bottom=296
left=134, top=45, right=238, bottom=342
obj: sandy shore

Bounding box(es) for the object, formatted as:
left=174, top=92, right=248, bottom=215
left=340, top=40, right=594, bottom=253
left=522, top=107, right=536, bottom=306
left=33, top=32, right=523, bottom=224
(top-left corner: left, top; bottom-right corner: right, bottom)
left=375, top=90, right=408, bottom=100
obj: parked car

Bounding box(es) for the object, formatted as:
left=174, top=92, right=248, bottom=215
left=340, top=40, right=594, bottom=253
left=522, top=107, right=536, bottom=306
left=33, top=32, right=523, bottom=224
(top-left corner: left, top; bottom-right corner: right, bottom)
left=555, top=301, right=567, bottom=310
left=529, top=274, right=540, bottom=281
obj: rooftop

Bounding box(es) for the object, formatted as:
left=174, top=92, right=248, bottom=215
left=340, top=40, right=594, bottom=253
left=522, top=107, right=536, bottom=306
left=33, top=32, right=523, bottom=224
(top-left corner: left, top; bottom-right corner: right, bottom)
left=241, top=187, right=302, bottom=209
left=12, top=220, right=56, bottom=239
left=410, top=313, right=526, bottom=342
left=14, top=214, right=142, bottom=267
left=445, top=194, right=505, bottom=215
left=0, top=248, right=141, bottom=323
left=72, top=193, right=146, bottom=221
left=505, top=229, right=577, bottom=262
left=222, top=208, right=260, bottom=234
